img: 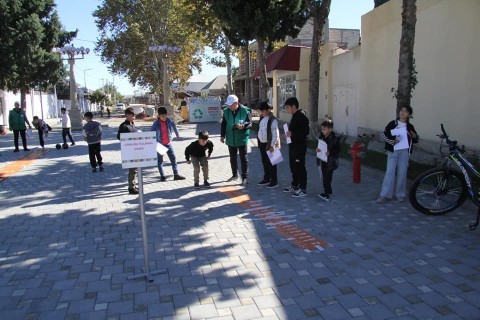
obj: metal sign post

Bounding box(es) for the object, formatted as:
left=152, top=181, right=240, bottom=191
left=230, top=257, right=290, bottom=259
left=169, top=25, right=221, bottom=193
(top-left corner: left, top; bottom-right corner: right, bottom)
left=120, top=132, right=165, bottom=281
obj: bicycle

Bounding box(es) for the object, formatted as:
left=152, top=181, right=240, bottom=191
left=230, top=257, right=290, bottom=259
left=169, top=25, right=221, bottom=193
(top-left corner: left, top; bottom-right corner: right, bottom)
left=409, top=124, right=480, bottom=230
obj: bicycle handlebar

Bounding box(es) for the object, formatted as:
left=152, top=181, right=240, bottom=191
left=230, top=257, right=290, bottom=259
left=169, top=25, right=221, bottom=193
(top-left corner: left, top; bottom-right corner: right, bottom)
left=440, top=124, right=462, bottom=151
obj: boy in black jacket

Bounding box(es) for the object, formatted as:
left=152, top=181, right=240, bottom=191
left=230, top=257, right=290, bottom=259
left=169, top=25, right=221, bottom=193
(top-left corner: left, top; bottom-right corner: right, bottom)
left=185, top=131, right=214, bottom=189
left=316, top=121, right=340, bottom=201
left=282, top=97, right=310, bottom=197
left=117, top=108, right=138, bottom=194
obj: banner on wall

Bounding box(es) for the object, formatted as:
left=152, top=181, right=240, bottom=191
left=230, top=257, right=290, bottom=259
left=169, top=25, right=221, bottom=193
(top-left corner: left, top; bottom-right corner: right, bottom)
left=188, top=97, right=222, bottom=123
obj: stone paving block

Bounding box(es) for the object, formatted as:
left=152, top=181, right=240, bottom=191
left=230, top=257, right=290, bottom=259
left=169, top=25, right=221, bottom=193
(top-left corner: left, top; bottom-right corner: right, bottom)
left=230, top=304, right=262, bottom=320
left=106, top=300, right=134, bottom=316
left=188, top=303, right=218, bottom=319
left=67, top=298, right=95, bottom=314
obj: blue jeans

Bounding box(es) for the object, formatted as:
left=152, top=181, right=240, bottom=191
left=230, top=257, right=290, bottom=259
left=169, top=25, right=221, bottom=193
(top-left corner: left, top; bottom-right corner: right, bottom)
left=380, top=149, right=409, bottom=198
left=157, top=143, right=178, bottom=177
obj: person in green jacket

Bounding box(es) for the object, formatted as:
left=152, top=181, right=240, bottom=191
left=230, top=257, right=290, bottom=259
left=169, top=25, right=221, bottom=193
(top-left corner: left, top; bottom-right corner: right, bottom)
left=220, top=94, right=252, bottom=186
left=8, top=101, right=32, bottom=152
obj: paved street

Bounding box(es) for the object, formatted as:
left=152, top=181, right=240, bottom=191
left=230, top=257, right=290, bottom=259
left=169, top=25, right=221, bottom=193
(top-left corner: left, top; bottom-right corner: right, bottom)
left=0, top=117, right=479, bottom=320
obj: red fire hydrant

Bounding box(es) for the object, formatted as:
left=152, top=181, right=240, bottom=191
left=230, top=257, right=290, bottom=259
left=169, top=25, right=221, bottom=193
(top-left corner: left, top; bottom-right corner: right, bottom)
left=349, top=141, right=365, bottom=184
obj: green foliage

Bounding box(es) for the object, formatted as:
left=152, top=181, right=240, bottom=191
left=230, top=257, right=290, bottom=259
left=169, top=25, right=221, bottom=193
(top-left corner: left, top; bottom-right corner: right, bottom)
left=94, top=0, right=209, bottom=93
left=0, top=0, right=76, bottom=93
left=89, top=90, right=108, bottom=105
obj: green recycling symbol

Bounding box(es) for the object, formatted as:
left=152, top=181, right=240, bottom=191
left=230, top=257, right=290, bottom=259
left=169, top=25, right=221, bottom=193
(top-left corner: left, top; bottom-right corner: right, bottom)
left=193, top=108, right=203, bottom=120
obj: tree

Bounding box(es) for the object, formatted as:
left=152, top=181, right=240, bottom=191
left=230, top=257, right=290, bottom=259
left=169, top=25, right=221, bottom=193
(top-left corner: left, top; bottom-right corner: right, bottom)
left=305, top=0, right=332, bottom=135
left=209, top=0, right=308, bottom=104
left=94, top=0, right=208, bottom=99
left=0, top=0, right=76, bottom=108
left=394, top=0, right=417, bottom=113
left=88, top=89, right=108, bottom=106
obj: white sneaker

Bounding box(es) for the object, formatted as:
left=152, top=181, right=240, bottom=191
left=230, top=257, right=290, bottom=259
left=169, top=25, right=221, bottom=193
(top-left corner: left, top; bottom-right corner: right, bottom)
left=376, top=197, right=387, bottom=203
left=292, top=190, right=307, bottom=198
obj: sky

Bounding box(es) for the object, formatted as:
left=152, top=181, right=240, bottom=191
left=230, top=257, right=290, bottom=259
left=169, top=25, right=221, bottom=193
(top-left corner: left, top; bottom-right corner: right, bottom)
left=54, top=0, right=374, bottom=95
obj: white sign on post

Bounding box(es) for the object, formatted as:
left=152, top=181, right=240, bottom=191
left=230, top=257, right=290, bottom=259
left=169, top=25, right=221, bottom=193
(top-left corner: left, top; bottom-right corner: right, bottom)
left=120, top=132, right=157, bottom=168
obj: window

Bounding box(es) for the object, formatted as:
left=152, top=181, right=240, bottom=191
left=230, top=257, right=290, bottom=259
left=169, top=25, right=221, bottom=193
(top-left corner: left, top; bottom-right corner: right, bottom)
left=277, top=75, right=296, bottom=110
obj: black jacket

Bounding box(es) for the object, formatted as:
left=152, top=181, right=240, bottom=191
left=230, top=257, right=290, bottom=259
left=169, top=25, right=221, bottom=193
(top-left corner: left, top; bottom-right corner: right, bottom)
left=381, top=120, right=418, bottom=153
left=117, top=120, right=136, bottom=140
left=317, top=131, right=341, bottom=167
left=289, top=109, right=309, bottom=145
left=185, top=140, right=214, bottom=161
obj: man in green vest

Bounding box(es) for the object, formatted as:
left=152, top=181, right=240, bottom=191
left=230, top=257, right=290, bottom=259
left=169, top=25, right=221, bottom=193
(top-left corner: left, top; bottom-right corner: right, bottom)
left=220, top=94, right=252, bottom=186
left=8, top=101, right=32, bottom=152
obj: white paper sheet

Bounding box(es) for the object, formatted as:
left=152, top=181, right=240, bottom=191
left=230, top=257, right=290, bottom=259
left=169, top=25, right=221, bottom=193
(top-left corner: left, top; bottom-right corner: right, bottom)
left=283, top=123, right=291, bottom=144
left=156, top=142, right=169, bottom=155
left=316, top=139, right=328, bottom=162
left=267, top=148, right=283, bottom=165
left=391, top=127, right=409, bottom=150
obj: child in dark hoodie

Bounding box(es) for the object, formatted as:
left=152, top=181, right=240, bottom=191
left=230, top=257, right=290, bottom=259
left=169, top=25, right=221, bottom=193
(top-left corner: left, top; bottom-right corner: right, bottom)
left=316, top=120, right=340, bottom=202
left=82, top=111, right=103, bottom=172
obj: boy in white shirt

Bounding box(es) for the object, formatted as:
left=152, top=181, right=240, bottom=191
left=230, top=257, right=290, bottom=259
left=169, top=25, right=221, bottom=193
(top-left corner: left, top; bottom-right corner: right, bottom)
left=257, top=101, right=280, bottom=188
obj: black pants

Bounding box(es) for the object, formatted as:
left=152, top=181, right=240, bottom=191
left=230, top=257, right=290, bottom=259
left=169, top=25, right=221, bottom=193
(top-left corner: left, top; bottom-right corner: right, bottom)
left=258, top=142, right=277, bottom=183
left=88, top=142, right=103, bottom=168
left=62, top=128, right=75, bottom=144
left=321, top=161, right=335, bottom=195
left=37, top=129, right=45, bottom=148
left=13, top=130, right=27, bottom=150
left=228, top=145, right=248, bottom=179
left=288, top=144, right=307, bottom=190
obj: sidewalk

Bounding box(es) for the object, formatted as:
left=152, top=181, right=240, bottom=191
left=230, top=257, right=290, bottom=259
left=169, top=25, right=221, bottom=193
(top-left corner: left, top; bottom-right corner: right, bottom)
left=0, top=119, right=479, bottom=320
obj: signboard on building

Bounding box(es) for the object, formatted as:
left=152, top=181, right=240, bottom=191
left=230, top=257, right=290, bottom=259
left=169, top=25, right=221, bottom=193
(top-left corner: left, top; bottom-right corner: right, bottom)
left=120, top=132, right=157, bottom=169
left=188, top=97, right=222, bottom=123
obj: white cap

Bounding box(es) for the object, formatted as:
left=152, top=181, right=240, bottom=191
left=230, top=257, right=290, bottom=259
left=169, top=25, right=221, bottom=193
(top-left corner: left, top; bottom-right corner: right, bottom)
left=224, top=94, right=239, bottom=106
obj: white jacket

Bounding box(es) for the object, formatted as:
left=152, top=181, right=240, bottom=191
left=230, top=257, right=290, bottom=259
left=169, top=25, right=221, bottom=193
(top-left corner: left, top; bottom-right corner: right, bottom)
left=61, top=113, right=71, bottom=128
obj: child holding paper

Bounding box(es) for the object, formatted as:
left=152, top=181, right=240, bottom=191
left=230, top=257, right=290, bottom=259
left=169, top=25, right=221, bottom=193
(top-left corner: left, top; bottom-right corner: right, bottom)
left=257, top=101, right=280, bottom=188
left=376, top=105, right=418, bottom=203
left=316, top=120, right=340, bottom=201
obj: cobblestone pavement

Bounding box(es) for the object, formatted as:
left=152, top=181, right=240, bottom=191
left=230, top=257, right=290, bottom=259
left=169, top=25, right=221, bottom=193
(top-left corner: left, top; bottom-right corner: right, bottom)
left=0, top=117, right=479, bottom=320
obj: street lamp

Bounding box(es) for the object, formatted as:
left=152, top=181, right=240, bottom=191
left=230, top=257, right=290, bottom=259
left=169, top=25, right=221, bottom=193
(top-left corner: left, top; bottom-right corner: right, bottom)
left=52, top=45, right=90, bottom=130
left=83, top=68, right=92, bottom=91
left=149, top=45, right=181, bottom=112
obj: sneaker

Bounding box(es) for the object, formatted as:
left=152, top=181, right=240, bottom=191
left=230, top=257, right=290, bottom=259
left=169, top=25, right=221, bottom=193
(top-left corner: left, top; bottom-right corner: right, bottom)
left=128, top=188, right=139, bottom=194
left=70, top=142, right=76, bottom=146
left=242, top=178, right=248, bottom=186
left=194, top=183, right=200, bottom=189
left=99, top=166, right=104, bottom=172
left=395, top=197, right=405, bottom=202
left=92, top=168, right=97, bottom=173
left=174, top=174, right=186, bottom=180
left=160, top=176, right=167, bottom=182
left=227, top=175, right=239, bottom=181
left=257, top=179, right=270, bottom=186
left=204, top=181, right=211, bottom=188
left=283, top=186, right=296, bottom=193
left=23, top=148, right=30, bottom=151
left=376, top=197, right=387, bottom=203
left=13, top=149, right=19, bottom=152
left=318, top=193, right=330, bottom=201
left=292, top=190, right=307, bottom=198
left=266, top=182, right=279, bottom=189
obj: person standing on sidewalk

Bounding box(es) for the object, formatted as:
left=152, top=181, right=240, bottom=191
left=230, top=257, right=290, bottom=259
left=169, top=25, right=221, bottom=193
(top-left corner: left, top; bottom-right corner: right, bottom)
left=316, top=120, right=340, bottom=202
left=32, top=116, right=52, bottom=150
left=185, top=130, right=214, bottom=189
left=61, top=107, right=76, bottom=146
left=257, top=101, right=280, bottom=188
left=220, top=94, right=252, bottom=186
left=151, top=107, right=185, bottom=181
left=117, top=108, right=138, bottom=194
left=376, top=105, right=418, bottom=203
left=8, top=101, right=32, bottom=152
left=283, top=97, right=309, bottom=198
left=82, top=112, right=103, bottom=173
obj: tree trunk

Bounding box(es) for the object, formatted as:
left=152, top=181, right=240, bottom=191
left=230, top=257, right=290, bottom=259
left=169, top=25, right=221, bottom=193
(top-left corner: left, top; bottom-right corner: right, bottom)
left=257, top=38, right=268, bottom=101
left=224, top=37, right=233, bottom=95
left=244, top=44, right=251, bottom=106
left=306, top=0, right=331, bottom=137
left=396, top=0, right=417, bottom=114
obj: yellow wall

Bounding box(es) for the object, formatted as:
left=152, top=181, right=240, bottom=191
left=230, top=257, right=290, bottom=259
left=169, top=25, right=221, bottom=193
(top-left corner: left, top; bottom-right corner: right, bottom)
left=360, top=0, right=480, bottom=149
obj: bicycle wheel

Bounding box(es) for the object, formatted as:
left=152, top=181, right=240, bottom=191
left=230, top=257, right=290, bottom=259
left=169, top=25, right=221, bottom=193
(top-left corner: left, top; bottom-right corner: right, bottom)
left=409, top=168, right=468, bottom=215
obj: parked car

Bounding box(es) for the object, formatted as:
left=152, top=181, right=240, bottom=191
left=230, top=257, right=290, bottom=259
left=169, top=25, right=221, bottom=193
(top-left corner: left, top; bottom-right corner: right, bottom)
left=116, top=103, right=125, bottom=111
left=129, top=104, right=147, bottom=119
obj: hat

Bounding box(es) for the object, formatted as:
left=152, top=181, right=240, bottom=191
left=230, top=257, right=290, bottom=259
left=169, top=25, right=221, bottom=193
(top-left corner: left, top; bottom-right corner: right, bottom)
left=224, top=95, right=238, bottom=106
left=258, top=101, right=272, bottom=110
left=14, top=101, right=20, bottom=107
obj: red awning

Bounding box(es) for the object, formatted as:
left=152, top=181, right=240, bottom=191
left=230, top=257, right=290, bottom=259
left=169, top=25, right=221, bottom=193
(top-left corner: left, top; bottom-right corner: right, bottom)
left=252, top=45, right=302, bottom=78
